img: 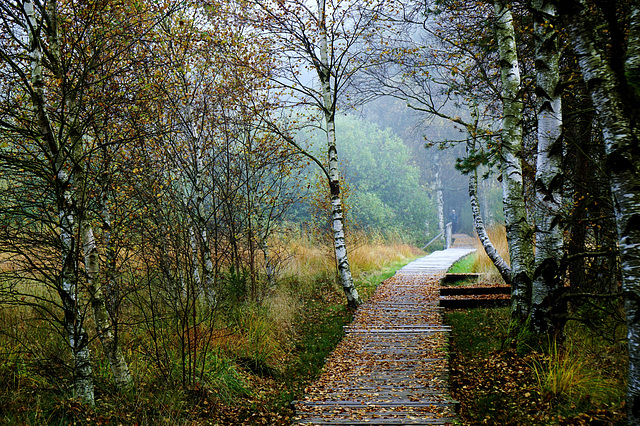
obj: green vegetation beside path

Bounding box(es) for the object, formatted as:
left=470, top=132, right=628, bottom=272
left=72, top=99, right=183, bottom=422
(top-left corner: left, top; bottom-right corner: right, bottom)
left=445, top=255, right=627, bottom=425
left=0, top=240, right=421, bottom=425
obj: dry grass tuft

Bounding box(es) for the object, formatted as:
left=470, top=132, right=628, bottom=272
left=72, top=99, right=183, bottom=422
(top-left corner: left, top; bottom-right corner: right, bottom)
left=349, top=242, right=422, bottom=277
left=473, top=225, right=510, bottom=277
left=532, top=339, right=621, bottom=405
left=278, top=228, right=422, bottom=286
left=280, top=237, right=334, bottom=281
left=264, top=288, right=301, bottom=339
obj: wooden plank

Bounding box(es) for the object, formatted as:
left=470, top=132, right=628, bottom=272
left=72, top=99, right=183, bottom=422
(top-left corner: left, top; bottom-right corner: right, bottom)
left=296, top=416, right=456, bottom=425
left=343, top=329, right=446, bottom=335
left=297, top=401, right=457, bottom=408
left=294, top=244, right=476, bottom=425
left=440, top=273, right=483, bottom=284
left=439, top=286, right=511, bottom=296
left=439, top=298, right=510, bottom=309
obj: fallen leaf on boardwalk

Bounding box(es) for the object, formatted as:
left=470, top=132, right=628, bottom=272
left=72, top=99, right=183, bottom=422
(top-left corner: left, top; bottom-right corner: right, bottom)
left=295, top=273, right=457, bottom=423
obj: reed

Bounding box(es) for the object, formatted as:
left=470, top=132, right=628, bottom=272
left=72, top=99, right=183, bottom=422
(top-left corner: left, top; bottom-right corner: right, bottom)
left=0, top=226, right=423, bottom=423
left=532, top=338, right=622, bottom=405
left=473, top=224, right=510, bottom=277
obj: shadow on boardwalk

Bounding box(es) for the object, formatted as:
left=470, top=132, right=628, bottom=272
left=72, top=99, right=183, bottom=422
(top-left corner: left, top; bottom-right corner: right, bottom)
left=294, top=240, right=475, bottom=425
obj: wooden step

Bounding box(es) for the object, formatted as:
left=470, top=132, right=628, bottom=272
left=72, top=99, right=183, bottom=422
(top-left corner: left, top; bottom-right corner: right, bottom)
left=439, top=286, right=511, bottom=296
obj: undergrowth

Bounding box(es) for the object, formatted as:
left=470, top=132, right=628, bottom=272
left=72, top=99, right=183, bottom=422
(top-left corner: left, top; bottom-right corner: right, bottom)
left=0, top=233, right=421, bottom=425
left=447, top=307, right=626, bottom=425
left=446, top=233, right=626, bottom=425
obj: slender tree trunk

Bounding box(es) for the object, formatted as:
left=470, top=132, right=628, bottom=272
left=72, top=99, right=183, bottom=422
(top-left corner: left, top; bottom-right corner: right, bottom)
left=59, top=175, right=95, bottom=404
left=62, top=126, right=95, bottom=403
left=180, top=105, right=216, bottom=306
left=193, top=129, right=216, bottom=306
left=24, top=0, right=95, bottom=404
left=326, top=116, right=361, bottom=309
left=187, top=224, right=203, bottom=294
left=468, top=139, right=512, bottom=284
left=530, top=0, right=565, bottom=335
left=200, top=224, right=216, bottom=304
left=317, top=0, right=361, bottom=309
left=83, top=226, right=133, bottom=389
left=558, top=1, right=640, bottom=421
left=494, top=0, right=534, bottom=325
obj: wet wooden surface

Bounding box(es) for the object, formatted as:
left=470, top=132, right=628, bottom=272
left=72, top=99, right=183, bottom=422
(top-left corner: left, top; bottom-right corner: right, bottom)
left=293, top=243, right=475, bottom=425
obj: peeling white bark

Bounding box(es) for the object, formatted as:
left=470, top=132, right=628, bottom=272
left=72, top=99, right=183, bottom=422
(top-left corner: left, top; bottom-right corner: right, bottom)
left=494, top=0, right=534, bottom=323
left=318, top=0, right=361, bottom=309
left=627, top=8, right=640, bottom=97
left=468, top=140, right=512, bottom=284
left=60, top=170, right=95, bottom=405
left=530, top=0, right=565, bottom=335
left=83, top=227, right=133, bottom=389
left=558, top=1, right=640, bottom=420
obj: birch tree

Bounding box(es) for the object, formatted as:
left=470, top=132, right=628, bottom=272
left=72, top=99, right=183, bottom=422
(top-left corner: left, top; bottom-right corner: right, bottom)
left=529, top=0, right=565, bottom=335
left=468, top=154, right=512, bottom=283
left=246, top=0, right=391, bottom=308
left=464, top=115, right=512, bottom=284
left=317, top=0, right=360, bottom=308
left=1, top=0, right=99, bottom=403
left=0, top=0, right=173, bottom=401
left=555, top=0, right=640, bottom=420
left=494, top=0, right=534, bottom=325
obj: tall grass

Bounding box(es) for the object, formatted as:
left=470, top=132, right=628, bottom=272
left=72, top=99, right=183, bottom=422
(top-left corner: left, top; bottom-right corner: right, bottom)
left=279, top=227, right=422, bottom=295
left=0, top=228, right=423, bottom=423
left=532, top=338, right=623, bottom=405
left=472, top=224, right=510, bottom=278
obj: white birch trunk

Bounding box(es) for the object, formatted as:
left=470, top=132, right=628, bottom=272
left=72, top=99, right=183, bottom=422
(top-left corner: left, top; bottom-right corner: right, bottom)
left=25, top=0, right=95, bottom=404
left=193, top=125, right=216, bottom=305
left=182, top=104, right=216, bottom=306
left=494, top=0, right=534, bottom=324
left=317, top=0, right=361, bottom=309
left=559, top=1, right=640, bottom=420
left=468, top=141, right=512, bottom=284
left=82, top=227, right=133, bottom=389
left=628, top=7, right=640, bottom=97
left=530, top=0, right=565, bottom=335
left=188, top=222, right=203, bottom=292
left=59, top=170, right=95, bottom=404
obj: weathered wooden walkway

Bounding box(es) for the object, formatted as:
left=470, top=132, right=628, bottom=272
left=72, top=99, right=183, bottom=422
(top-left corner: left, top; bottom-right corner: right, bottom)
left=294, top=239, right=475, bottom=425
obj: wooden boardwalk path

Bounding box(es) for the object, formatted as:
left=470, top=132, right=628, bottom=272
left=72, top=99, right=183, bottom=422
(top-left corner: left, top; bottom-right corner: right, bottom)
left=294, top=238, right=475, bottom=425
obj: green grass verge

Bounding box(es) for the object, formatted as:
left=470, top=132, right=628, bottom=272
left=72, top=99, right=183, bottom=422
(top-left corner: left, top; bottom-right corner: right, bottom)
left=446, top=307, right=626, bottom=425
left=447, top=253, right=477, bottom=274
left=447, top=308, right=510, bottom=356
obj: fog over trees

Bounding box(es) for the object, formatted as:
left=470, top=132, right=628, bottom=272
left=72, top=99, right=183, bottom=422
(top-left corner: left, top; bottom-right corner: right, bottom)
left=0, top=0, right=638, bottom=423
